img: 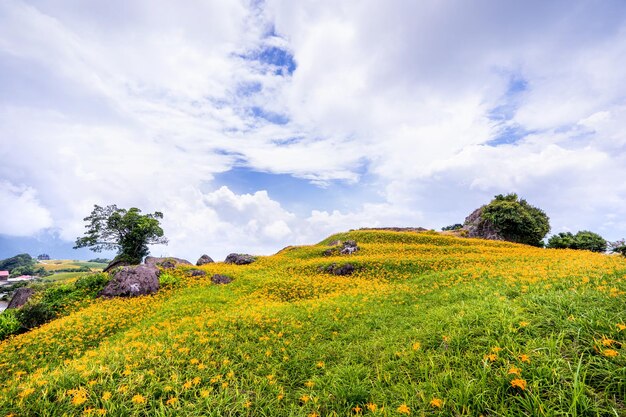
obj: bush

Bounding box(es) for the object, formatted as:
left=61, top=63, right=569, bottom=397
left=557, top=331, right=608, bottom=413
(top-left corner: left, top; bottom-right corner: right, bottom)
left=0, top=310, right=21, bottom=339
left=15, top=301, right=55, bottom=330
left=547, top=231, right=607, bottom=253
left=441, top=224, right=463, bottom=231
left=480, top=194, right=550, bottom=247
left=75, top=273, right=110, bottom=296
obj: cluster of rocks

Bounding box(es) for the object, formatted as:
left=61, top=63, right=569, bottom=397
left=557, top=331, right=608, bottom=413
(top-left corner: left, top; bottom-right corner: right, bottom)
left=320, top=263, right=355, bottom=276
left=323, top=240, right=360, bottom=256
left=224, top=253, right=255, bottom=265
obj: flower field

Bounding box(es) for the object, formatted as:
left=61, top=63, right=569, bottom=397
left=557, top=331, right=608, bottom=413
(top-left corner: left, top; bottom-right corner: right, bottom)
left=1, top=230, right=626, bottom=416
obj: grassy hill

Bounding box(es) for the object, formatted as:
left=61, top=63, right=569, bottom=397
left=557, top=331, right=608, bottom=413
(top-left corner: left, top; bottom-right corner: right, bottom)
left=1, top=230, right=625, bottom=416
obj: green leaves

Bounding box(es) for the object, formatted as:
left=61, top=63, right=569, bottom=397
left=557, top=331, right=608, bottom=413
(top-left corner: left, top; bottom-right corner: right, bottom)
left=74, top=204, right=168, bottom=263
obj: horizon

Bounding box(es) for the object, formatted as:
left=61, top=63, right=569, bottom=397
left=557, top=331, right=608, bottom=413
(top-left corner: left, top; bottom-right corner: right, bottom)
left=1, top=0, right=626, bottom=261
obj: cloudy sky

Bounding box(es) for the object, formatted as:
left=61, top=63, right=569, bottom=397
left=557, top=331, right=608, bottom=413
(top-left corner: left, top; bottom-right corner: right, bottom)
left=1, top=0, right=626, bottom=261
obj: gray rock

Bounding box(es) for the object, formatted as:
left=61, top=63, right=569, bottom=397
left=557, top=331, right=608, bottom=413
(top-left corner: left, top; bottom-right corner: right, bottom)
left=196, top=254, right=214, bottom=266
left=462, top=207, right=504, bottom=241
left=7, top=287, right=35, bottom=309
left=188, top=269, right=207, bottom=277
left=322, top=263, right=355, bottom=276
left=340, top=240, right=360, bottom=255
left=211, top=274, right=233, bottom=284
left=100, top=265, right=159, bottom=297
left=224, top=253, right=255, bottom=265
left=145, top=256, right=192, bottom=269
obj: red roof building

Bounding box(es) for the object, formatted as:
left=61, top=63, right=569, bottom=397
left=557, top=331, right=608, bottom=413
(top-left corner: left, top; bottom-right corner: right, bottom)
left=0, top=271, right=9, bottom=280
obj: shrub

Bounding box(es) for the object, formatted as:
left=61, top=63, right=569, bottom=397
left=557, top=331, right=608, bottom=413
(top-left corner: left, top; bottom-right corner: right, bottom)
left=74, top=273, right=110, bottom=296
left=547, top=231, right=607, bottom=253
left=480, top=194, right=550, bottom=247
left=15, top=301, right=55, bottom=330
left=609, top=239, right=626, bottom=257
left=441, top=224, right=463, bottom=231
left=0, top=310, right=21, bottom=339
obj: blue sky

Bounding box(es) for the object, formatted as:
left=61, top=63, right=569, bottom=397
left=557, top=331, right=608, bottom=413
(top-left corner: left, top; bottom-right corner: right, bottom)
left=1, top=0, right=626, bottom=261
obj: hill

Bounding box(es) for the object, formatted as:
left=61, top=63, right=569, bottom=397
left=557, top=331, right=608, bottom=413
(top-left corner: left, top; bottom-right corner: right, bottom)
left=1, top=230, right=625, bottom=416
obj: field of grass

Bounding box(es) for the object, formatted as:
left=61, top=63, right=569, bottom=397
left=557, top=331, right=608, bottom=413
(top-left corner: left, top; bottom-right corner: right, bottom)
left=1, top=230, right=625, bottom=416
left=39, top=260, right=108, bottom=272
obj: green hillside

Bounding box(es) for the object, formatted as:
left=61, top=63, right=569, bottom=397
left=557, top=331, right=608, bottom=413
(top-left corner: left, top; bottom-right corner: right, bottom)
left=1, top=230, right=626, bottom=416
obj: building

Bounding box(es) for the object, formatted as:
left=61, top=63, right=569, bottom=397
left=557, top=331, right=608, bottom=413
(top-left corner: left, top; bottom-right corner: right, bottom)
left=0, top=271, right=8, bottom=281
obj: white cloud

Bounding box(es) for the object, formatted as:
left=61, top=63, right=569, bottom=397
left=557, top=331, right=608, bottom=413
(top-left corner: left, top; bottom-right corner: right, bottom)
left=1, top=0, right=626, bottom=259
left=0, top=181, right=52, bottom=236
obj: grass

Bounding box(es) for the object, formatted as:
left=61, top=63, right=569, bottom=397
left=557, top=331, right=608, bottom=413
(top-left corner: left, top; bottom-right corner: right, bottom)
left=1, top=230, right=625, bottom=416
left=39, top=259, right=108, bottom=272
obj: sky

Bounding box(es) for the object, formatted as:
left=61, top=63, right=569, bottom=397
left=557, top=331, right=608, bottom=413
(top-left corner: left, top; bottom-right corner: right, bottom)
left=1, top=0, right=626, bottom=261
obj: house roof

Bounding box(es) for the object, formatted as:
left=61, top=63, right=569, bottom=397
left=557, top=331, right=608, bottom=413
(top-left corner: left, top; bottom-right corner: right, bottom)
left=0, top=271, right=9, bottom=277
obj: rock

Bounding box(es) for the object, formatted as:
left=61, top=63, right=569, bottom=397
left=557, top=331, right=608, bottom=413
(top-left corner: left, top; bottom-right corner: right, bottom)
left=145, top=256, right=192, bottom=269
left=224, top=253, right=255, bottom=265
left=211, top=274, right=233, bottom=284
left=322, top=263, right=355, bottom=276
left=462, top=207, right=504, bottom=241
left=99, top=265, right=159, bottom=297
left=7, top=287, right=35, bottom=309
left=188, top=269, right=207, bottom=277
left=196, top=254, right=214, bottom=266
left=340, top=240, right=360, bottom=255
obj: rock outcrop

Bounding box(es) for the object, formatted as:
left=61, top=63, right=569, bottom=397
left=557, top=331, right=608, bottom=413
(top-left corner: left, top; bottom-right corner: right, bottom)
left=7, top=287, right=35, bottom=309
left=99, top=265, right=159, bottom=297
left=144, top=256, right=192, bottom=269
left=196, top=254, right=214, bottom=266
left=323, top=240, right=360, bottom=256
left=224, top=253, right=255, bottom=265
left=211, top=274, right=233, bottom=284
left=188, top=269, right=207, bottom=277
left=462, top=207, right=504, bottom=241
left=322, top=263, right=355, bottom=276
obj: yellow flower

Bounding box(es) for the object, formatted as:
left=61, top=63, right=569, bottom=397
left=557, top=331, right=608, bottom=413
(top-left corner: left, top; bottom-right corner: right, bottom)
left=430, top=398, right=443, bottom=408
left=519, top=354, right=531, bottom=363
left=316, top=361, right=325, bottom=368
left=102, top=391, right=112, bottom=401
left=200, top=390, right=211, bottom=398
left=353, top=405, right=362, bottom=413
left=19, top=388, right=35, bottom=398
left=305, top=380, right=315, bottom=388
left=183, top=381, right=193, bottom=389
left=166, top=397, right=178, bottom=406
left=519, top=321, right=530, bottom=327
left=397, top=403, right=411, bottom=414
left=617, top=323, right=626, bottom=331
left=484, top=353, right=498, bottom=362
left=300, top=394, right=310, bottom=403
left=510, top=378, right=527, bottom=390
left=603, top=349, right=619, bottom=357
left=507, top=367, right=521, bottom=375
left=131, top=394, right=146, bottom=404
left=412, top=342, right=421, bottom=350
left=601, top=337, right=615, bottom=347
left=491, top=346, right=502, bottom=353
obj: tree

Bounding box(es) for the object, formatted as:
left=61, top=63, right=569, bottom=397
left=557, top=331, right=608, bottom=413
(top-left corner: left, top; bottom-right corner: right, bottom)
left=480, top=193, right=550, bottom=247
left=74, top=205, right=168, bottom=267
left=547, top=230, right=607, bottom=253
left=609, top=239, right=626, bottom=257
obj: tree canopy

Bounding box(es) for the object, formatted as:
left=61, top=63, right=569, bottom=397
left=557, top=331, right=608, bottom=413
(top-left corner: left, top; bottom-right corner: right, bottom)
left=547, top=231, right=607, bottom=253
left=74, top=205, right=168, bottom=265
left=480, top=193, right=550, bottom=247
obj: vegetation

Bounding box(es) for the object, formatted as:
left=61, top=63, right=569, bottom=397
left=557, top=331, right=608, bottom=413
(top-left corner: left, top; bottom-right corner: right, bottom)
left=1, top=230, right=625, bottom=416
left=441, top=223, right=462, bottom=231
left=547, top=230, right=607, bottom=252
left=0, top=253, right=49, bottom=277
left=610, top=239, right=626, bottom=257
left=0, top=273, right=110, bottom=338
left=74, top=205, right=168, bottom=265
left=89, top=258, right=111, bottom=264
left=481, top=193, right=550, bottom=247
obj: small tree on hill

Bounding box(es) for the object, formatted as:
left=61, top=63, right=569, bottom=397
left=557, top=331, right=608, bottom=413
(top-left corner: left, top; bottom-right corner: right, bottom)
left=547, top=231, right=607, bottom=253
left=74, top=205, right=168, bottom=268
left=609, top=239, right=626, bottom=257
left=479, top=193, right=550, bottom=247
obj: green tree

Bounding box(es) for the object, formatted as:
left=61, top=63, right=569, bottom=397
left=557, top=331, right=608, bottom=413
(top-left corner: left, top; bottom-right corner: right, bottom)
left=74, top=205, right=168, bottom=266
left=481, top=193, right=550, bottom=247
left=547, top=230, right=607, bottom=252
left=609, top=239, right=626, bottom=257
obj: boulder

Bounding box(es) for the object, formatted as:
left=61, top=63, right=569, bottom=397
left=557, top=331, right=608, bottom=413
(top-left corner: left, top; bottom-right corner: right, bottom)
left=145, top=256, right=192, bottom=269
left=196, top=254, right=214, bottom=266
left=340, top=240, right=360, bottom=255
left=99, top=265, right=159, bottom=297
left=7, top=287, right=35, bottom=309
left=211, top=274, right=233, bottom=285
left=322, top=263, right=355, bottom=276
left=224, top=253, right=255, bottom=265
left=188, top=269, right=207, bottom=277
left=462, top=207, right=504, bottom=241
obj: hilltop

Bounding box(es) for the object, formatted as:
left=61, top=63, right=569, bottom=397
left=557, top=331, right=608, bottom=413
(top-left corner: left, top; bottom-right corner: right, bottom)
left=1, top=230, right=625, bottom=416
